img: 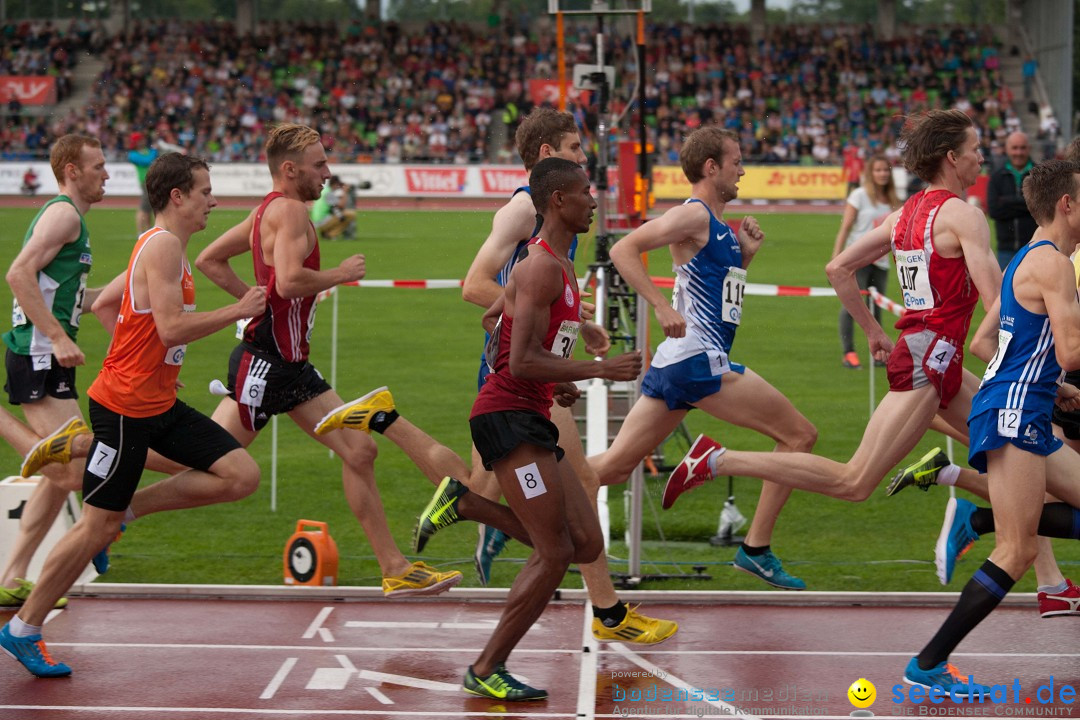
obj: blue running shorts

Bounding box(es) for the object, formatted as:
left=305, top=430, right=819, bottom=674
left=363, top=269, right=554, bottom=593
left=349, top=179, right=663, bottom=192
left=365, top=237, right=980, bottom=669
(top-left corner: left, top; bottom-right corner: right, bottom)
left=641, top=352, right=746, bottom=411
left=968, top=408, right=1062, bottom=473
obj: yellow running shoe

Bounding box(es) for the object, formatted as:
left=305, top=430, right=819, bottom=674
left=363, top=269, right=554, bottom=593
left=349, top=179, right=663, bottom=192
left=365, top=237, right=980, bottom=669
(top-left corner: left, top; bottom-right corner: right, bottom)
left=314, top=386, right=394, bottom=435
left=21, top=415, right=90, bottom=478
left=382, top=561, right=462, bottom=598
left=591, top=604, right=678, bottom=645
left=0, top=578, right=67, bottom=609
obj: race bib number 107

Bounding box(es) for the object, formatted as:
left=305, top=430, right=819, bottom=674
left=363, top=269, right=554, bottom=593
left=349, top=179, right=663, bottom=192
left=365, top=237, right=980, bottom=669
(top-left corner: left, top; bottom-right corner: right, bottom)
left=896, top=249, right=934, bottom=311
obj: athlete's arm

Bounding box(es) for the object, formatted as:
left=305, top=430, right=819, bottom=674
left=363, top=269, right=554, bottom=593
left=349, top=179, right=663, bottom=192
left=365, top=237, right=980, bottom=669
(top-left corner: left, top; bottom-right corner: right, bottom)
left=90, top=273, right=125, bottom=336
left=737, top=215, right=764, bottom=268
left=950, top=200, right=1002, bottom=309
left=271, top=201, right=365, bottom=299
left=825, top=211, right=897, bottom=360
left=462, top=193, right=535, bottom=308
left=969, top=296, right=1001, bottom=363
left=196, top=211, right=255, bottom=300
left=141, top=233, right=266, bottom=347
left=1040, top=252, right=1080, bottom=370
left=508, top=251, right=640, bottom=383
left=610, top=202, right=709, bottom=338
left=831, top=201, right=859, bottom=259
left=5, top=202, right=85, bottom=367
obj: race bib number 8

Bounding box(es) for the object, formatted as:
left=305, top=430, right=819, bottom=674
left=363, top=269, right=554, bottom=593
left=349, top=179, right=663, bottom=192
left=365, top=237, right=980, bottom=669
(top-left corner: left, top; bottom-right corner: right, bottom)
left=551, top=320, right=580, bottom=359
left=896, top=249, right=934, bottom=310
left=722, top=268, right=746, bottom=326
left=515, top=461, right=548, bottom=499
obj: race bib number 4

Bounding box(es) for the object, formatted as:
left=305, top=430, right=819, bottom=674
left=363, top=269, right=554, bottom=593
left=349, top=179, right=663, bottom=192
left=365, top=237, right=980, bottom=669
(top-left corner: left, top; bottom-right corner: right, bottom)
left=925, top=338, right=957, bottom=374
left=551, top=320, right=580, bottom=359
left=896, top=249, right=934, bottom=310
left=722, top=268, right=746, bottom=326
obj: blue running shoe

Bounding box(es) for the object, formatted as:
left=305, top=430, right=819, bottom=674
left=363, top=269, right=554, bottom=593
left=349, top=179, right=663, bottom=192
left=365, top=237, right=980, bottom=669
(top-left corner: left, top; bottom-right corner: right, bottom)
left=733, top=547, right=806, bottom=590
left=474, top=524, right=508, bottom=587
left=0, top=624, right=72, bottom=677
left=903, top=657, right=990, bottom=698
left=934, top=498, right=979, bottom=585
left=463, top=664, right=546, bottom=701
left=92, top=523, right=125, bottom=574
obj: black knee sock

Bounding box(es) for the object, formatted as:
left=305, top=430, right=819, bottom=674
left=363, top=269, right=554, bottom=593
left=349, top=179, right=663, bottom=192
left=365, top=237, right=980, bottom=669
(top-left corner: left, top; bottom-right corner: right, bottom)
left=969, top=503, right=1080, bottom=539
left=917, top=559, right=1015, bottom=669
left=369, top=409, right=399, bottom=434
left=593, top=601, right=628, bottom=627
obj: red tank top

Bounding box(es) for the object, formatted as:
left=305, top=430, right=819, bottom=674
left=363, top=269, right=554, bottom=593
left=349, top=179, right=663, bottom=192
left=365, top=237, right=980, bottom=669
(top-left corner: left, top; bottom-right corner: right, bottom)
left=471, top=238, right=581, bottom=419
left=89, top=228, right=195, bottom=417
left=891, top=188, right=978, bottom=341
left=243, top=191, right=320, bottom=362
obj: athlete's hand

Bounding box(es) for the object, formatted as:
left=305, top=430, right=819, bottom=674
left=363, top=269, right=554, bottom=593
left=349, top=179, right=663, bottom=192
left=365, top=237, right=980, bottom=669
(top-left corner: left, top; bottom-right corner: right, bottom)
left=51, top=334, right=85, bottom=367
left=600, top=350, right=642, bottom=381
left=581, top=321, right=610, bottom=356
left=655, top=304, right=686, bottom=338
left=553, top=382, right=581, bottom=407
left=339, top=254, right=366, bottom=283
left=1056, top=383, right=1080, bottom=412
left=737, top=215, right=765, bottom=258
left=868, top=327, right=894, bottom=362
left=579, top=298, right=597, bottom=321
left=236, top=285, right=268, bottom=319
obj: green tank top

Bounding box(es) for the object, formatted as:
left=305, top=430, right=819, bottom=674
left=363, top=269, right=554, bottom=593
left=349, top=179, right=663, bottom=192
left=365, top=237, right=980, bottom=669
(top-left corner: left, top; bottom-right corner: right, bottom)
left=3, top=195, right=93, bottom=357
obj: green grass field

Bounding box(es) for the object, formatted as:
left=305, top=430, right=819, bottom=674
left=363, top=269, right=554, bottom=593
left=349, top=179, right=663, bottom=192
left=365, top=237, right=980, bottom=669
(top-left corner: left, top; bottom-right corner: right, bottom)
left=0, top=205, right=1075, bottom=593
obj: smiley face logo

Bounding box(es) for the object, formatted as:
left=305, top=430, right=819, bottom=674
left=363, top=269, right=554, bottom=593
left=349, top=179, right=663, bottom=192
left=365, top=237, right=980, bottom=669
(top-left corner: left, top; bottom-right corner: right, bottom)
left=847, top=678, right=876, bottom=709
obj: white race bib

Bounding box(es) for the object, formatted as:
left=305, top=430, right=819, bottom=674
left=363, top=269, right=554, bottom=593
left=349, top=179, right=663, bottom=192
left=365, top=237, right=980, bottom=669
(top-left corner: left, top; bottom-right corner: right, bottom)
left=164, top=344, right=187, bottom=366
left=981, top=330, right=1013, bottom=385
left=241, top=372, right=267, bottom=408
left=11, top=298, right=25, bottom=327
left=722, top=268, right=746, bottom=326
left=515, top=461, right=548, bottom=499
left=997, top=408, right=1020, bottom=438
left=896, top=248, right=934, bottom=311
left=551, top=320, right=580, bottom=359
left=925, top=338, right=957, bottom=374
left=69, top=273, right=88, bottom=328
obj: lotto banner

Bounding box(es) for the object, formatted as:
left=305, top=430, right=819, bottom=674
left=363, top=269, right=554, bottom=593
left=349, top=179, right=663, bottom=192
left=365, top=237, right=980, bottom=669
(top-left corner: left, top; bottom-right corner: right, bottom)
left=652, top=165, right=848, bottom=201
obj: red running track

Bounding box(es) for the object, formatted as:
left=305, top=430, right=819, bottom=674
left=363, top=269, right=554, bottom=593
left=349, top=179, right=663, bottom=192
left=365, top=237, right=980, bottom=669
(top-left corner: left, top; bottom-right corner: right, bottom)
left=1, top=595, right=1077, bottom=719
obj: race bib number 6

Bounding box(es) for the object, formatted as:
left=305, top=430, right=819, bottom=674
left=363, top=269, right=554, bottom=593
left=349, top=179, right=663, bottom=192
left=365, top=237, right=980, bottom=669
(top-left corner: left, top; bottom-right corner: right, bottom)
left=896, top=249, right=934, bottom=310
left=722, top=268, right=746, bottom=326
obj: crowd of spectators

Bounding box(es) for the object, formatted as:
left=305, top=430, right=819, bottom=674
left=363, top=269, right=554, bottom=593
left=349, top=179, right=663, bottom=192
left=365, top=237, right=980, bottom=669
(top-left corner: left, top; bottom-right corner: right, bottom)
left=0, top=17, right=1054, bottom=169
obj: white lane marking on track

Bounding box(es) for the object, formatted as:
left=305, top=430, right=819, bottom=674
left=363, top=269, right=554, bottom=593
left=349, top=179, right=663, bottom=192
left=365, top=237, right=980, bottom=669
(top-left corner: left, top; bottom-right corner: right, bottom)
left=576, top=601, right=597, bottom=720
left=608, top=642, right=763, bottom=720
left=343, top=621, right=506, bottom=630
left=355, top=669, right=460, bottom=692
left=318, top=627, right=335, bottom=642
left=364, top=687, right=393, bottom=705
left=302, top=607, right=334, bottom=640
left=259, top=657, right=297, bottom=700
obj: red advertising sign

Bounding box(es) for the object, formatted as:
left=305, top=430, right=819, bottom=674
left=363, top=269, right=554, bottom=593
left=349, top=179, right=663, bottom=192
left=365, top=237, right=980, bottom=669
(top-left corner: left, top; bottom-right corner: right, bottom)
left=480, top=168, right=529, bottom=194
left=0, top=76, right=57, bottom=105
left=527, top=79, right=591, bottom=107
left=404, top=167, right=467, bottom=194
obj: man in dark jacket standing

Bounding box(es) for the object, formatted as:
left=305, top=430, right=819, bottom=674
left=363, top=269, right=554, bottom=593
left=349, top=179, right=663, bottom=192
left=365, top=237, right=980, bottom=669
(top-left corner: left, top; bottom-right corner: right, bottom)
left=987, top=131, right=1036, bottom=269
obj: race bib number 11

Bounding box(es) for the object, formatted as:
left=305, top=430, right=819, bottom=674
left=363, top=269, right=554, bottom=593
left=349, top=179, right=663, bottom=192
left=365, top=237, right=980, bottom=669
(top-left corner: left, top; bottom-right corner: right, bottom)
left=722, top=268, right=746, bottom=326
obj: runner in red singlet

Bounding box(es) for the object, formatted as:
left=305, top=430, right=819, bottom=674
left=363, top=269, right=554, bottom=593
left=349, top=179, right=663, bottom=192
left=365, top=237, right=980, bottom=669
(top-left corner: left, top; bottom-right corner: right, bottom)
left=457, top=158, right=641, bottom=701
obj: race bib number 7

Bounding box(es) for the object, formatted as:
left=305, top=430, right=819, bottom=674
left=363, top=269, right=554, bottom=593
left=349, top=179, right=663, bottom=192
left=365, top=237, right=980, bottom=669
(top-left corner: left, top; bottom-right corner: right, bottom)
left=896, top=249, right=934, bottom=311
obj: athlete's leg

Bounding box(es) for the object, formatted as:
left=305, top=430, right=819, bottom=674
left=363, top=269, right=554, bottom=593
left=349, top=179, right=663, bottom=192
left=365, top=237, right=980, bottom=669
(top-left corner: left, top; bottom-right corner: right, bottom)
left=590, top=396, right=688, bottom=488
left=0, top=397, right=86, bottom=588
left=716, top=384, right=942, bottom=502
left=289, top=390, right=416, bottom=579
left=690, top=369, right=817, bottom=546
left=127, top=398, right=261, bottom=518
left=472, top=444, right=600, bottom=677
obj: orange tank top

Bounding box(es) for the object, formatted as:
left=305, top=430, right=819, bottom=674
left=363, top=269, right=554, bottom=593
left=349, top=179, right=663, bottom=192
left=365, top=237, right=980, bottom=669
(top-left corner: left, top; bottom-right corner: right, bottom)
left=88, top=227, right=195, bottom=417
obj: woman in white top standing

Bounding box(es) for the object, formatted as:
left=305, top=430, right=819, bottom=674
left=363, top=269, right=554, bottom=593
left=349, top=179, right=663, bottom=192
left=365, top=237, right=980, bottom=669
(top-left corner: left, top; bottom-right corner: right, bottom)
left=830, top=153, right=901, bottom=368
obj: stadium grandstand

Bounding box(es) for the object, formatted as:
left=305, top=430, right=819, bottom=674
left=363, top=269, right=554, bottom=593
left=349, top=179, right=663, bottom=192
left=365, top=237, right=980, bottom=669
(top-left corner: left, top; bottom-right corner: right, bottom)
left=0, top=0, right=1072, bottom=172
